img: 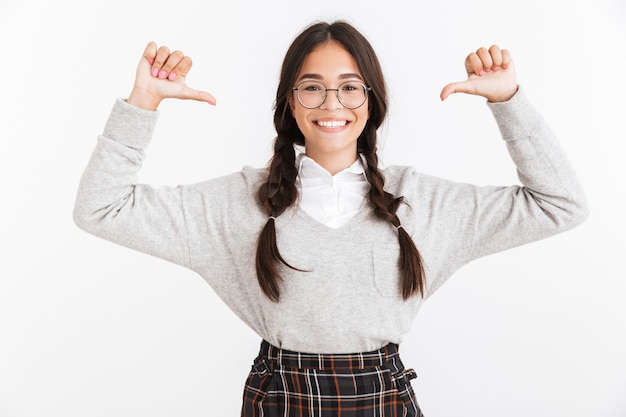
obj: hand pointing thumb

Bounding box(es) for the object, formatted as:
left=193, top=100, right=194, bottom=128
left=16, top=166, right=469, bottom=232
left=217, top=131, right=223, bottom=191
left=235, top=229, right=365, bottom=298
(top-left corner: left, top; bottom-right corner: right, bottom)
left=440, top=46, right=518, bottom=103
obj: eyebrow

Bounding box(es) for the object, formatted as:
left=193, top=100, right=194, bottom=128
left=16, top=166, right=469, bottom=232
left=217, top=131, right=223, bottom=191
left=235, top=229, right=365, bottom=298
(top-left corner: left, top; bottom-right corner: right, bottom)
left=297, top=73, right=364, bottom=82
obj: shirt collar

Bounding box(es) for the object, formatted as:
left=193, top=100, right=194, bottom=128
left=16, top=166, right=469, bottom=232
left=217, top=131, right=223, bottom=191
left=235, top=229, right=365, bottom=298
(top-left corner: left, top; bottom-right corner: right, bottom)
left=296, top=152, right=368, bottom=180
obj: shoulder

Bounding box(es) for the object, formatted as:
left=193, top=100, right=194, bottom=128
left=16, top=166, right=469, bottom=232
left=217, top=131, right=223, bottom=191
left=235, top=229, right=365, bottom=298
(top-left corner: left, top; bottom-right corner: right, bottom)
left=382, top=165, right=435, bottom=190
left=382, top=165, right=418, bottom=183
left=381, top=165, right=477, bottom=197
left=186, top=166, right=268, bottom=198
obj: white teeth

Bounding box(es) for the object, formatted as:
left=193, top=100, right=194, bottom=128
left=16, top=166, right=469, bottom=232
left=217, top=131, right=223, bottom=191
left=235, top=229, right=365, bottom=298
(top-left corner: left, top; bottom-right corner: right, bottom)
left=317, top=120, right=347, bottom=128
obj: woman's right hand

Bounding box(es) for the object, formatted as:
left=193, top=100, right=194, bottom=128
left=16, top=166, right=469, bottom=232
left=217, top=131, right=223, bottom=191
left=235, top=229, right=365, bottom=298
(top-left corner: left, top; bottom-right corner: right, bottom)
left=127, top=41, right=216, bottom=110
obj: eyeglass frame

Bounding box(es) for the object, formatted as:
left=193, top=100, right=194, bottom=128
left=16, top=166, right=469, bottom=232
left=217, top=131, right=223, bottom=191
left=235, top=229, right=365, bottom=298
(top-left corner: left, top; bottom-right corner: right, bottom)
left=292, top=80, right=372, bottom=109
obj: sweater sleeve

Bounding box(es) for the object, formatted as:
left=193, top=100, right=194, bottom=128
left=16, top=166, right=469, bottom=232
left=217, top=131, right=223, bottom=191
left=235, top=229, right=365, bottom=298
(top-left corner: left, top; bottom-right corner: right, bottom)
left=468, top=87, right=589, bottom=260
left=73, top=99, right=193, bottom=268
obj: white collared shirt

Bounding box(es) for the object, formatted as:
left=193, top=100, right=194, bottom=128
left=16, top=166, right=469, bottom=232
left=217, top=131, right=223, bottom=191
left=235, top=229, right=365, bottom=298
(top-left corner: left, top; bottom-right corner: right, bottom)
left=295, top=154, right=371, bottom=228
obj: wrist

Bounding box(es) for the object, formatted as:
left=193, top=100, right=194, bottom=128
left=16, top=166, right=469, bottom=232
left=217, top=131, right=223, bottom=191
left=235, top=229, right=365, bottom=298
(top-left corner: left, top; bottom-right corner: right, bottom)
left=487, top=85, right=519, bottom=103
left=127, top=87, right=162, bottom=111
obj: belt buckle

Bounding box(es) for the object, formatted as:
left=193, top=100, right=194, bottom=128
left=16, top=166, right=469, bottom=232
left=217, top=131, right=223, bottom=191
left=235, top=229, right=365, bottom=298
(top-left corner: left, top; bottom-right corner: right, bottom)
left=392, top=367, right=418, bottom=387
left=252, top=360, right=270, bottom=375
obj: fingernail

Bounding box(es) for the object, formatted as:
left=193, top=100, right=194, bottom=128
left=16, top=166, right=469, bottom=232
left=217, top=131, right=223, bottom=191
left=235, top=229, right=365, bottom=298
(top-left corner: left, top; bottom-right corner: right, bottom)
left=158, top=70, right=167, bottom=79
left=168, top=72, right=177, bottom=81
left=151, top=67, right=159, bottom=77
left=149, top=58, right=154, bottom=64
left=479, top=70, right=485, bottom=76
left=492, top=66, right=500, bottom=71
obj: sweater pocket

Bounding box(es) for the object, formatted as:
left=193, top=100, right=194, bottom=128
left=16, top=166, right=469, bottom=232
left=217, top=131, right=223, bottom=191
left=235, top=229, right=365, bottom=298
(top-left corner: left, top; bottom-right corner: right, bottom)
left=372, top=239, right=403, bottom=298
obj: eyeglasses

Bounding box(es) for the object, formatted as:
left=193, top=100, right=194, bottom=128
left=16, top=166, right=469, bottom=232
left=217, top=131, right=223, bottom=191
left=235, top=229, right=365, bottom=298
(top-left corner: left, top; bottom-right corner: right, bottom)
left=292, top=80, right=371, bottom=109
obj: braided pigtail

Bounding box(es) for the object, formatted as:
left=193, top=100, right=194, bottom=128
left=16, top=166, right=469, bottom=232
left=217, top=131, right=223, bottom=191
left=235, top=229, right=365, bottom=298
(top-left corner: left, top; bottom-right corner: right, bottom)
left=359, top=124, right=426, bottom=299
left=256, top=131, right=303, bottom=301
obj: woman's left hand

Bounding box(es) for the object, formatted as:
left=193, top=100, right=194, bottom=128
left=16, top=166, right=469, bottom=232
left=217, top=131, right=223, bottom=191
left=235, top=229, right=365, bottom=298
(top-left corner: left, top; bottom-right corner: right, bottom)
left=440, top=45, right=518, bottom=102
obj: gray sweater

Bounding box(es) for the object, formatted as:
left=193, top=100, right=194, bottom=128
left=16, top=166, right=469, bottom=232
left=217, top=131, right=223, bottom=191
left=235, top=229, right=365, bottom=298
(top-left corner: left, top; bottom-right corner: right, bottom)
left=74, top=88, right=589, bottom=353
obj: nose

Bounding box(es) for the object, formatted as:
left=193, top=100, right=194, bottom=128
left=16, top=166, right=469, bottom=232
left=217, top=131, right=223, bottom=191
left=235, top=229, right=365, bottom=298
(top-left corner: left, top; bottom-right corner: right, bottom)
left=320, top=88, right=342, bottom=110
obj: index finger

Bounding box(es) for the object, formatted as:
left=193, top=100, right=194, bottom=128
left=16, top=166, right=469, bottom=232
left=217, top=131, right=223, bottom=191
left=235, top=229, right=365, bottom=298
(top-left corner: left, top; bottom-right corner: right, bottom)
left=143, top=41, right=158, bottom=63
left=500, top=49, right=512, bottom=69
left=465, top=52, right=484, bottom=76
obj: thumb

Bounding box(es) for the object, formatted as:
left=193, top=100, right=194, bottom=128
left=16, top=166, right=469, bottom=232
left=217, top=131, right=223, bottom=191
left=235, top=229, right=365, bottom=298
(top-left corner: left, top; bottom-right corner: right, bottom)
left=137, top=41, right=157, bottom=74
left=439, top=80, right=476, bottom=101
left=179, top=85, right=217, bottom=105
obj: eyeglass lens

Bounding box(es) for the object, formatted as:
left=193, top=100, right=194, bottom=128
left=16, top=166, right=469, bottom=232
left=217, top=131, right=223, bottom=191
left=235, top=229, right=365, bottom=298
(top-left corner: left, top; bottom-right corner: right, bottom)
left=296, top=81, right=368, bottom=109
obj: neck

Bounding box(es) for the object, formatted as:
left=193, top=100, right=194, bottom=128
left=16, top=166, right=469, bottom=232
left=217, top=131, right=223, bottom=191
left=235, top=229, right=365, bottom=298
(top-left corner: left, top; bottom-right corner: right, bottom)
left=305, top=151, right=359, bottom=176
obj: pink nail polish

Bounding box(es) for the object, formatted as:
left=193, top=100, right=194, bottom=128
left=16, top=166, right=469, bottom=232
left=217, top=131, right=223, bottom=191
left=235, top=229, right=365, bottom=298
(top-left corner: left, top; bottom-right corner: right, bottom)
left=479, top=70, right=485, bottom=76
left=149, top=58, right=154, bottom=64
left=158, top=70, right=167, bottom=79
left=151, top=67, right=159, bottom=77
left=168, top=72, right=177, bottom=81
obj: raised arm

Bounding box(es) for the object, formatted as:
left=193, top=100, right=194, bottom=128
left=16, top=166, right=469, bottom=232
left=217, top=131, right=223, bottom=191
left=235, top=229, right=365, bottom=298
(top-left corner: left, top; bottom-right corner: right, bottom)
left=73, top=43, right=215, bottom=267
left=440, top=46, right=588, bottom=262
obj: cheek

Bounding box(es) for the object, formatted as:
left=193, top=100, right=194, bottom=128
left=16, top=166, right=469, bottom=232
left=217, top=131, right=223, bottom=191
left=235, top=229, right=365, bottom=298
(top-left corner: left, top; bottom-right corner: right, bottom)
left=291, top=103, right=310, bottom=125
left=357, top=107, right=369, bottom=124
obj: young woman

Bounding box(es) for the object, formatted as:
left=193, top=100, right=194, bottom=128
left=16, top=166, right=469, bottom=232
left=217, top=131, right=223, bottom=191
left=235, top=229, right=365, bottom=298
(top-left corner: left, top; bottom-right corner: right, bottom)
left=74, top=21, right=588, bottom=417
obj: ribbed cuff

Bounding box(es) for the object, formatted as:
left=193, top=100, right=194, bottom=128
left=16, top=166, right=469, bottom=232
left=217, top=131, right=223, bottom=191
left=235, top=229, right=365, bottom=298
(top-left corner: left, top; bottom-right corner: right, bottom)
left=486, top=86, right=543, bottom=141
left=102, top=98, right=160, bottom=149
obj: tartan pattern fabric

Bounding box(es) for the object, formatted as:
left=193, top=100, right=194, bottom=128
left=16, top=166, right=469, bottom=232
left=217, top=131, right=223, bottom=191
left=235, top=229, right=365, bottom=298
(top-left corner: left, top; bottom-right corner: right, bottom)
left=241, top=340, right=423, bottom=417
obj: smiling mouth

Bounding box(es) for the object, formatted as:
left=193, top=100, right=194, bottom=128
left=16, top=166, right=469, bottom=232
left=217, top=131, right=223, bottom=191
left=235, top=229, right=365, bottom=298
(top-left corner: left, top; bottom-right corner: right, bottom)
left=316, top=120, right=348, bottom=128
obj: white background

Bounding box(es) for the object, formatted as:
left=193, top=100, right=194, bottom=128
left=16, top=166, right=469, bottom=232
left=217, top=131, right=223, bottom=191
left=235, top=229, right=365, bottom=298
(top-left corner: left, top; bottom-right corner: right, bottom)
left=1, top=0, right=624, bottom=416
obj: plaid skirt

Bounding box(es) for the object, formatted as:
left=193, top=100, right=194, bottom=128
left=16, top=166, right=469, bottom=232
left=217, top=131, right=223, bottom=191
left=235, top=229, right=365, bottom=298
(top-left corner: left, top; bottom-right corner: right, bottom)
left=241, top=340, right=423, bottom=417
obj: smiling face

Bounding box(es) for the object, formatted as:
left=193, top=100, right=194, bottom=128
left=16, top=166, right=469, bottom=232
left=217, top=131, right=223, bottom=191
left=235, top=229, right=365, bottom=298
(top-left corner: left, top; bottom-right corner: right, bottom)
left=289, top=41, right=369, bottom=175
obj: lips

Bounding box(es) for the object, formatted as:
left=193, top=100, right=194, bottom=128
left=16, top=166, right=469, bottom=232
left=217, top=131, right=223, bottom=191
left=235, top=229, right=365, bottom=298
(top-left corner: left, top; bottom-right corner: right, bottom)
left=316, top=120, right=348, bottom=128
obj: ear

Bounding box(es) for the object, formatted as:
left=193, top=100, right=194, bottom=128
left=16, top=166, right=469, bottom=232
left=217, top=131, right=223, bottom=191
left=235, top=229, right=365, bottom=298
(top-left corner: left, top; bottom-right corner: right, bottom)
left=289, top=94, right=295, bottom=112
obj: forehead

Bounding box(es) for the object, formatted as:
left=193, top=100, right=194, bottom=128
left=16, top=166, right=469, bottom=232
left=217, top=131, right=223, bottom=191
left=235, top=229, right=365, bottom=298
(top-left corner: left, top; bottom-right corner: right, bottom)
left=298, top=40, right=362, bottom=79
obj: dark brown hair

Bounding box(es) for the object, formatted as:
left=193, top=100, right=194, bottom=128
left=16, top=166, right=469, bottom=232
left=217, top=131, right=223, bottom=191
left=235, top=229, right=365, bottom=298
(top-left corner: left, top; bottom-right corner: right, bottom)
left=256, top=21, right=425, bottom=301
